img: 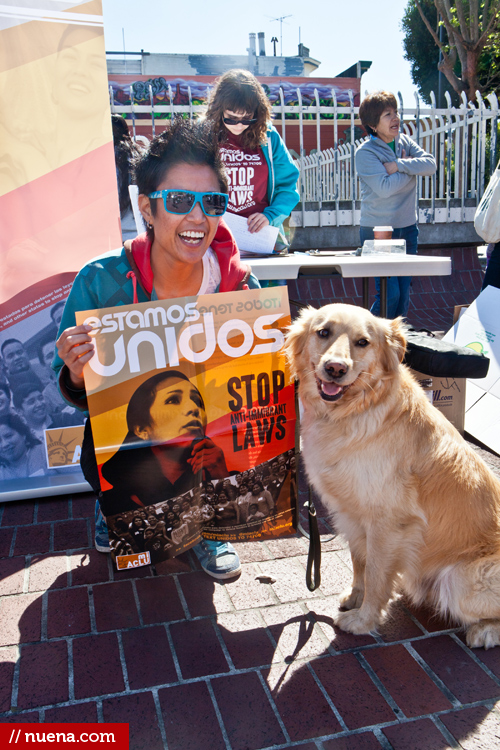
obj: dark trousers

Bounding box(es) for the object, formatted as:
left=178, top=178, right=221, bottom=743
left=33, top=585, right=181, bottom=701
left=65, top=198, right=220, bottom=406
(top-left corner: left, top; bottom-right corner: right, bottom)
left=359, top=224, right=419, bottom=318
left=81, top=419, right=102, bottom=499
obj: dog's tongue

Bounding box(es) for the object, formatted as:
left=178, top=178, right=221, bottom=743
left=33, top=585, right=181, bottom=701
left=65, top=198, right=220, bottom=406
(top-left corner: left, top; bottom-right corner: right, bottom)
left=321, top=381, right=342, bottom=396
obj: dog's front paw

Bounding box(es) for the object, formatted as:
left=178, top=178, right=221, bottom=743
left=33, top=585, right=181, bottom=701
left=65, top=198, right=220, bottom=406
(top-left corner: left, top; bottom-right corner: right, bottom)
left=466, top=620, right=500, bottom=650
left=339, top=587, right=364, bottom=610
left=334, top=608, right=379, bottom=635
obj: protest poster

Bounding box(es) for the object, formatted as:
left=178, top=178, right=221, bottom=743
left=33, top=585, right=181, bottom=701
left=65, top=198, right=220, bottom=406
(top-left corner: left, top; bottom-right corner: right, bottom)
left=0, top=2, right=122, bottom=500
left=76, top=287, right=296, bottom=568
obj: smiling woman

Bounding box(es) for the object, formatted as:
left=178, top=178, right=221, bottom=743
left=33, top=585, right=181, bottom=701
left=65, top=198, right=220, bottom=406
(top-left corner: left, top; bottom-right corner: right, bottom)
left=0, top=413, right=46, bottom=480
left=53, top=119, right=260, bottom=578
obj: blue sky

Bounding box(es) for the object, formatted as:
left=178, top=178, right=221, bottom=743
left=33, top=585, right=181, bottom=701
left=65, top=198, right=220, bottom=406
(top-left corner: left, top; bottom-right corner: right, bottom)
left=102, top=0, right=425, bottom=108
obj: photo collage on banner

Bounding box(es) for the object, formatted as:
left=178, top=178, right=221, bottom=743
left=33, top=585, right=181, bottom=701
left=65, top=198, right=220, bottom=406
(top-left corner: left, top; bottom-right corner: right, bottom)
left=77, top=287, right=297, bottom=569
left=0, top=288, right=86, bottom=487
left=0, top=1, right=122, bottom=498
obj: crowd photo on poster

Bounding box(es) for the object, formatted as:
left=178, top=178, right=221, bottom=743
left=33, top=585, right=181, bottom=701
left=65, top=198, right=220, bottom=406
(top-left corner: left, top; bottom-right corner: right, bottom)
left=0, top=300, right=85, bottom=481
left=106, top=449, right=297, bottom=563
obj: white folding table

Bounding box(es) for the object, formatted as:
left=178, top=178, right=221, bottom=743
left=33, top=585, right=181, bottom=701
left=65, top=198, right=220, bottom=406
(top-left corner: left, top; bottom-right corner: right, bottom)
left=248, top=251, right=452, bottom=316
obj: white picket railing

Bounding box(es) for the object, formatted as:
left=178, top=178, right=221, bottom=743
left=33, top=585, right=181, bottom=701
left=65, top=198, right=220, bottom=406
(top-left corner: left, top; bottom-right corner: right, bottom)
left=111, top=85, right=499, bottom=227
left=297, top=90, right=499, bottom=225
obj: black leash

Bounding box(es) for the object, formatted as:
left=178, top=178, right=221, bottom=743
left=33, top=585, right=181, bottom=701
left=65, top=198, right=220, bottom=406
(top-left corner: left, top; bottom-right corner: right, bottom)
left=305, top=486, right=321, bottom=591
left=293, top=381, right=322, bottom=592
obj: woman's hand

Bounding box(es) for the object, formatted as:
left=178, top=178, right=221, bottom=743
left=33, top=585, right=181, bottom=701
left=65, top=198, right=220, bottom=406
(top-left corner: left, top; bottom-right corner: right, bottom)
left=247, top=213, right=270, bottom=233
left=385, top=149, right=414, bottom=175
left=383, top=161, right=398, bottom=175
left=187, top=438, right=229, bottom=478
left=56, top=324, right=95, bottom=388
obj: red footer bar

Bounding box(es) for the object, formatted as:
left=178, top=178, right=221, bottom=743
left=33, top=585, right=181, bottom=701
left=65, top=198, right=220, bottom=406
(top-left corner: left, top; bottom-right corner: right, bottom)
left=1, top=724, right=129, bottom=749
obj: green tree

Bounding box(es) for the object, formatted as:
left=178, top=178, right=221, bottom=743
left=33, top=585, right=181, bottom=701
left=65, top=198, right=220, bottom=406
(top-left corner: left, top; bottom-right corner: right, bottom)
left=404, top=0, right=500, bottom=102
left=402, top=0, right=461, bottom=104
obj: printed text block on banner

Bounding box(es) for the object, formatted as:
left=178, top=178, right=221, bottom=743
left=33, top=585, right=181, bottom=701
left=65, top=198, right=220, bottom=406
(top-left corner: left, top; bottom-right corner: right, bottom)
left=76, top=287, right=297, bottom=568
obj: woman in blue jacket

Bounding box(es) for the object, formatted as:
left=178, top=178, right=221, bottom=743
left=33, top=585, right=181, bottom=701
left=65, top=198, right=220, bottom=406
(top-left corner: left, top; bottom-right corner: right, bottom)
left=355, top=91, right=436, bottom=318
left=206, top=69, right=300, bottom=251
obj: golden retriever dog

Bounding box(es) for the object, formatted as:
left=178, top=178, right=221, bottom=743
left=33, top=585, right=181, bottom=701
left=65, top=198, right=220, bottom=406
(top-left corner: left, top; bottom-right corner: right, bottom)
left=285, top=303, right=500, bottom=649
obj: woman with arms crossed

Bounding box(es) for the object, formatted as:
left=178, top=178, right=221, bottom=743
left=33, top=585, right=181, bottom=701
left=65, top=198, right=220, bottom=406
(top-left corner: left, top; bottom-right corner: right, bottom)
left=355, top=91, right=436, bottom=318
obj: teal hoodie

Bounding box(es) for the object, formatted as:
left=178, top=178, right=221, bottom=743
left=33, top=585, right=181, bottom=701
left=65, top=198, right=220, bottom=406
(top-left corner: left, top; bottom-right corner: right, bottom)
left=261, top=124, right=300, bottom=227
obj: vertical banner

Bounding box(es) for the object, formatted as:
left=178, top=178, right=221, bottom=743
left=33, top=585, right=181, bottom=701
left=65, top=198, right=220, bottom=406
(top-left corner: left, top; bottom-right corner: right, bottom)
left=0, top=2, right=122, bottom=499
left=76, top=287, right=297, bottom=568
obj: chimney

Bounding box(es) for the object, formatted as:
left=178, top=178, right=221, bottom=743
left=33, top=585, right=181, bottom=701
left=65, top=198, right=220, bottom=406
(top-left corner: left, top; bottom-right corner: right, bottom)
left=258, top=32, right=266, bottom=56
left=248, top=33, right=256, bottom=56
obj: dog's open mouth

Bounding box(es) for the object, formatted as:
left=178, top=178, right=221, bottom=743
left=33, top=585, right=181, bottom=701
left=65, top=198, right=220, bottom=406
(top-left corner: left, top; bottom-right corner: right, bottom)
left=315, top=376, right=352, bottom=402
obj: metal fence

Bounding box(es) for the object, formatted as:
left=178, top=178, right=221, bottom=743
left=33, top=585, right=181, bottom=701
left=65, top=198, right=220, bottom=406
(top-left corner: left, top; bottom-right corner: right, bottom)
left=296, top=90, right=499, bottom=227
left=111, top=85, right=499, bottom=227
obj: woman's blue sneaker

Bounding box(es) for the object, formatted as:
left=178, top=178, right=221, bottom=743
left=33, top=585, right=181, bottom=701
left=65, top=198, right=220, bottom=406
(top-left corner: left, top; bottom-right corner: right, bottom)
left=192, top=539, right=241, bottom=580
left=94, top=499, right=111, bottom=553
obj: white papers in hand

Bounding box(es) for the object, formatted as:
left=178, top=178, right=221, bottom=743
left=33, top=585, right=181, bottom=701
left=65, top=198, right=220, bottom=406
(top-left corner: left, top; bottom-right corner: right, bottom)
left=223, top=213, right=279, bottom=256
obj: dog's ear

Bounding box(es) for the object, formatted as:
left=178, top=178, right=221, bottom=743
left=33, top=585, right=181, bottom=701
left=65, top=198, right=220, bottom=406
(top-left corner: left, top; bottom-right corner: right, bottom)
left=381, top=316, right=407, bottom=372
left=284, top=306, right=317, bottom=380
left=390, top=317, right=407, bottom=362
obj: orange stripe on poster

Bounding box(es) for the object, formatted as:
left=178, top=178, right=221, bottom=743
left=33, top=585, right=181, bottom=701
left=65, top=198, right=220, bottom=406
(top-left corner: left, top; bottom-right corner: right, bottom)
left=1, top=189, right=121, bottom=305
left=2, top=143, right=117, bottom=247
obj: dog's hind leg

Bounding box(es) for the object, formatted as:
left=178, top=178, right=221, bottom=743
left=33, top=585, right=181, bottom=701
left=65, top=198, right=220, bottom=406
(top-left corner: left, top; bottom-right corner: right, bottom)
left=435, top=557, right=500, bottom=649
left=466, top=620, right=500, bottom=650
left=339, top=548, right=365, bottom=610
left=464, top=559, right=500, bottom=649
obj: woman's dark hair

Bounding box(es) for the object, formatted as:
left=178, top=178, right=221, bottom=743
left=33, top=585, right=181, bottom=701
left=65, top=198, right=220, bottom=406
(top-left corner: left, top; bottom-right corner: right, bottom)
left=251, top=479, right=264, bottom=492
left=358, top=91, right=398, bottom=136
left=126, top=370, right=203, bottom=439
left=37, top=332, right=57, bottom=367
left=135, top=118, right=228, bottom=241
left=12, top=383, right=44, bottom=412
left=112, top=114, right=142, bottom=215
left=50, top=300, right=66, bottom=325
left=206, top=69, right=272, bottom=150
left=225, top=484, right=237, bottom=501
left=0, top=413, right=41, bottom=455
left=214, top=479, right=224, bottom=495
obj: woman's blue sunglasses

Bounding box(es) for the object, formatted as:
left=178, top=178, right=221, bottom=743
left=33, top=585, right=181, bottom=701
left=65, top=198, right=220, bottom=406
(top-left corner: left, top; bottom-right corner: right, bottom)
left=148, top=189, right=228, bottom=217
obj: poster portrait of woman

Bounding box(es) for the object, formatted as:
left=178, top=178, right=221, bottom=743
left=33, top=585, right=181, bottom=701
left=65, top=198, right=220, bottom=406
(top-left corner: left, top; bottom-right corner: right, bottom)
left=99, top=370, right=229, bottom=516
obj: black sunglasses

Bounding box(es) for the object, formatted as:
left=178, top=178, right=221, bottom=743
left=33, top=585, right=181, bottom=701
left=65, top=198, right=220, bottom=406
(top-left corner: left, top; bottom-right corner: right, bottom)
left=223, top=116, right=257, bottom=126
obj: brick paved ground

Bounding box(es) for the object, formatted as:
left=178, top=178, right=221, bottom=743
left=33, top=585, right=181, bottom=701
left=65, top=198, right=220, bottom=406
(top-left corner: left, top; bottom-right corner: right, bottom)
left=0, top=436, right=499, bottom=749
